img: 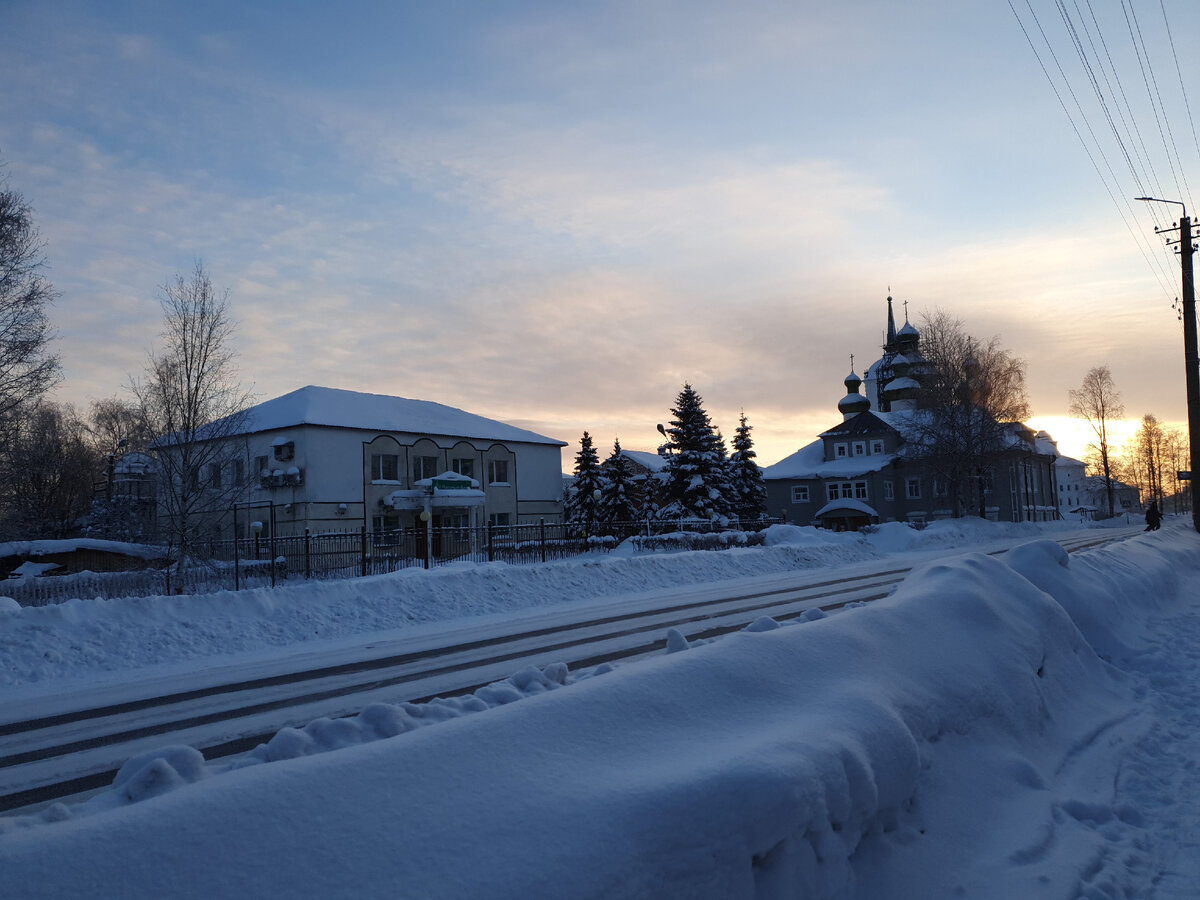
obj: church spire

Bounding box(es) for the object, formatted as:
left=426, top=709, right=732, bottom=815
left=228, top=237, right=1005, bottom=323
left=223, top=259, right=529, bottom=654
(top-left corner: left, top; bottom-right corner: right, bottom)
left=886, top=294, right=897, bottom=347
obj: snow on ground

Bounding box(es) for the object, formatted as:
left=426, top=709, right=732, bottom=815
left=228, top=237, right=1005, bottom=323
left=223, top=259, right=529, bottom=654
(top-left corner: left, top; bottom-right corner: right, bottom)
left=0, top=517, right=1105, bottom=694
left=2, top=516, right=1198, bottom=898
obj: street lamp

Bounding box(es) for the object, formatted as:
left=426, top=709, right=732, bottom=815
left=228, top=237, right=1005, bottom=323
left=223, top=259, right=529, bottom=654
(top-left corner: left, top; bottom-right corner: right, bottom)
left=420, top=507, right=433, bottom=569
left=1136, top=196, right=1199, bottom=533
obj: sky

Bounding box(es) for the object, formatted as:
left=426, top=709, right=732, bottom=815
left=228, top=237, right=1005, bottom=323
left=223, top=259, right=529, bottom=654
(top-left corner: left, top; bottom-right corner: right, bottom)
left=1, top=1, right=1198, bottom=468
left=2, top=520, right=1198, bottom=896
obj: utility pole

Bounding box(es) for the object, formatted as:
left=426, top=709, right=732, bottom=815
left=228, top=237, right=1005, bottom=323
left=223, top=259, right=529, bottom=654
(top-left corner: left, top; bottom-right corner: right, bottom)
left=1183, top=213, right=1200, bottom=534
left=1138, top=197, right=1199, bottom=533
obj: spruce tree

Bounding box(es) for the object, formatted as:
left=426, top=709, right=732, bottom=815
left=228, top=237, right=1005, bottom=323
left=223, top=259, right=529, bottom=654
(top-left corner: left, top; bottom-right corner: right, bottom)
left=730, top=412, right=767, bottom=520
left=659, top=384, right=733, bottom=520
left=599, top=438, right=645, bottom=528
left=565, top=431, right=605, bottom=533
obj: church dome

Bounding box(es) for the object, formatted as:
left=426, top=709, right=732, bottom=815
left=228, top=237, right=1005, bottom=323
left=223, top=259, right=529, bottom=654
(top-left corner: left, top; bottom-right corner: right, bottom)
left=838, top=369, right=871, bottom=419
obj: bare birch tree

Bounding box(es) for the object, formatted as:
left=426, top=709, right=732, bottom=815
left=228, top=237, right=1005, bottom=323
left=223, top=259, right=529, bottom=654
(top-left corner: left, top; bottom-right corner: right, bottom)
left=910, top=310, right=1030, bottom=517
left=0, top=177, right=59, bottom=426
left=131, top=263, right=253, bottom=587
left=88, top=396, right=154, bottom=456
left=0, top=402, right=97, bottom=539
left=1162, top=426, right=1188, bottom=514
left=1069, top=366, right=1124, bottom=518
left=1127, top=414, right=1166, bottom=508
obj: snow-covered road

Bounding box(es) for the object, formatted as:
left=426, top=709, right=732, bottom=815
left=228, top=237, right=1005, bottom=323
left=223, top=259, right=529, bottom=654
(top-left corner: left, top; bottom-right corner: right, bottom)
left=1, top=517, right=1197, bottom=898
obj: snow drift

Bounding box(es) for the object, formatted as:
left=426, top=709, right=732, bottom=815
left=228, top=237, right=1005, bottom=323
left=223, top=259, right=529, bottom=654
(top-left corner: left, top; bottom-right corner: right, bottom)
left=1, top=525, right=1193, bottom=898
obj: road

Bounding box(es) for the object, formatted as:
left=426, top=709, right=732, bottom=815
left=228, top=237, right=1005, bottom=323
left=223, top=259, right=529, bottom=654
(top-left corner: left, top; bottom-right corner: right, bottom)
left=0, top=527, right=1139, bottom=813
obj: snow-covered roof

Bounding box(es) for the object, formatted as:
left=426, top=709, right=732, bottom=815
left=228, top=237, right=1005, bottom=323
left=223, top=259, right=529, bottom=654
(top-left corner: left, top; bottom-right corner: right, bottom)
left=114, top=452, right=155, bottom=475
left=0, top=538, right=166, bottom=561
left=762, top=440, right=895, bottom=480
left=208, top=386, right=566, bottom=447
left=814, top=498, right=880, bottom=518
left=620, top=449, right=668, bottom=472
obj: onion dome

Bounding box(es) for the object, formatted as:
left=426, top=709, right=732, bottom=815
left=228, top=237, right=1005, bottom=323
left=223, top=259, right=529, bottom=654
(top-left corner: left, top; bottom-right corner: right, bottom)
left=838, top=369, right=871, bottom=419
left=896, top=318, right=920, bottom=354
left=882, top=375, right=921, bottom=410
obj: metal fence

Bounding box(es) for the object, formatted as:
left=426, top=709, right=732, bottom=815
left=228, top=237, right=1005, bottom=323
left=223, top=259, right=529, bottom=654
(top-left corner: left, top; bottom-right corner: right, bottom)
left=6, top=517, right=775, bottom=607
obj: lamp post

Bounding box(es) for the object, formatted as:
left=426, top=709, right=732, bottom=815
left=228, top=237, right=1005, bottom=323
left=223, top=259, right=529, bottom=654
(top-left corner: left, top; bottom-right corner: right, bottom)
left=420, top=507, right=432, bottom=570
left=1136, top=197, right=1199, bottom=533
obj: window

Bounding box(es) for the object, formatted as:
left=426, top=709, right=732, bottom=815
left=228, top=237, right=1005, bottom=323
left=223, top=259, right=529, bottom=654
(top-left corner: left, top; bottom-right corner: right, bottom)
left=852, top=442, right=866, bottom=456
left=488, top=512, right=511, bottom=528
left=933, top=476, right=947, bottom=498
left=372, top=514, right=400, bottom=533
left=791, top=485, right=809, bottom=503
left=273, top=441, right=294, bottom=462
left=883, top=480, right=894, bottom=501
left=489, top=460, right=509, bottom=484
left=208, top=463, right=222, bottom=489
left=834, top=443, right=848, bottom=458
left=827, top=481, right=866, bottom=500
left=255, top=455, right=269, bottom=476
left=412, top=455, right=439, bottom=482
left=906, top=477, right=921, bottom=499
left=371, top=454, right=399, bottom=482
left=452, top=458, right=475, bottom=479
left=871, top=440, right=884, bottom=454
left=233, top=459, right=245, bottom=486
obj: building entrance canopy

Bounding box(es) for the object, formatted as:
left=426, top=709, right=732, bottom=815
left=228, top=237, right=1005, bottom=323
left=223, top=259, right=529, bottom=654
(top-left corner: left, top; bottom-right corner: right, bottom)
left=383, top=471, right=487, bottom=511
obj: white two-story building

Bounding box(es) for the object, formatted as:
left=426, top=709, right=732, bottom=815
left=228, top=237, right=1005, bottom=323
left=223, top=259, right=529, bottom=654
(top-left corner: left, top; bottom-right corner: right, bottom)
left=209, top=385, right=566, bottom=538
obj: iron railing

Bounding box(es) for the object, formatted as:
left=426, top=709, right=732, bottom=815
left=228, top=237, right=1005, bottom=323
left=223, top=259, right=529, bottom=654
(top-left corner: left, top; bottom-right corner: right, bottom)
left=7, top=517, right=775, bottom=606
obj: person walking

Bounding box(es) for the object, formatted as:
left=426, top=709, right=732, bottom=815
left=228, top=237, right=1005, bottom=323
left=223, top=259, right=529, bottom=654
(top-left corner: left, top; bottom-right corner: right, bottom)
left=1145, top=500, right=1163, bottom=532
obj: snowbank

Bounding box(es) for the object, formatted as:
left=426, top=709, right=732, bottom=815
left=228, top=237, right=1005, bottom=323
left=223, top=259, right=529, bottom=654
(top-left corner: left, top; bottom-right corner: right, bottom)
left=0, top=520, right=1085, bottom=693
left=0, top=523, right=1193, bottom=898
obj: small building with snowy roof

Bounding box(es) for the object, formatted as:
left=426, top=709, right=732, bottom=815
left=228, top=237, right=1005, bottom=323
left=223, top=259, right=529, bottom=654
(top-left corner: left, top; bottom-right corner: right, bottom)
left=177, top=386, right=567, bottom=539
left=763, top=298, right=1060, bottom=530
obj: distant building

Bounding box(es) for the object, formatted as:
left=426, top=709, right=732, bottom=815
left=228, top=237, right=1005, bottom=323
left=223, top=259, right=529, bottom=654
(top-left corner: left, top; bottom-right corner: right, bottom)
left=1056, top=454, right=1140, bottom=518
left=160, top=386, right=566, bottom=539
left=764, top=298, right=1060, bottom=530
left=90, top=451, right=158, bottom=541
left=561, top=448, right=666, bottom=509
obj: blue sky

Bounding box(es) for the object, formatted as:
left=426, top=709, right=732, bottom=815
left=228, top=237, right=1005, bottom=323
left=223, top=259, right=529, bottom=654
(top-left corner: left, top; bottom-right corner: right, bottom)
left=2, top=1, right=1197, bottom=466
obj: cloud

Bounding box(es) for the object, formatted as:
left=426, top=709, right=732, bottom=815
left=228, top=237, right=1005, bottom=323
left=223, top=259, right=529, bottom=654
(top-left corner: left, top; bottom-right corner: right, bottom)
left=3, top=0, right=1193, bottom=472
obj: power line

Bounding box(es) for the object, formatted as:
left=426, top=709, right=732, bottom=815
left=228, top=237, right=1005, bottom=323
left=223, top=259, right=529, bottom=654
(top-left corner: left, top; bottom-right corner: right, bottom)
left=1083, top=0, right=1173, bottom=230
left=1010, top=0, right=1176, bottom=300
left=1122, top=0, right=1192, bottom=211
left=1158, top=0, right=1200, bottom=211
